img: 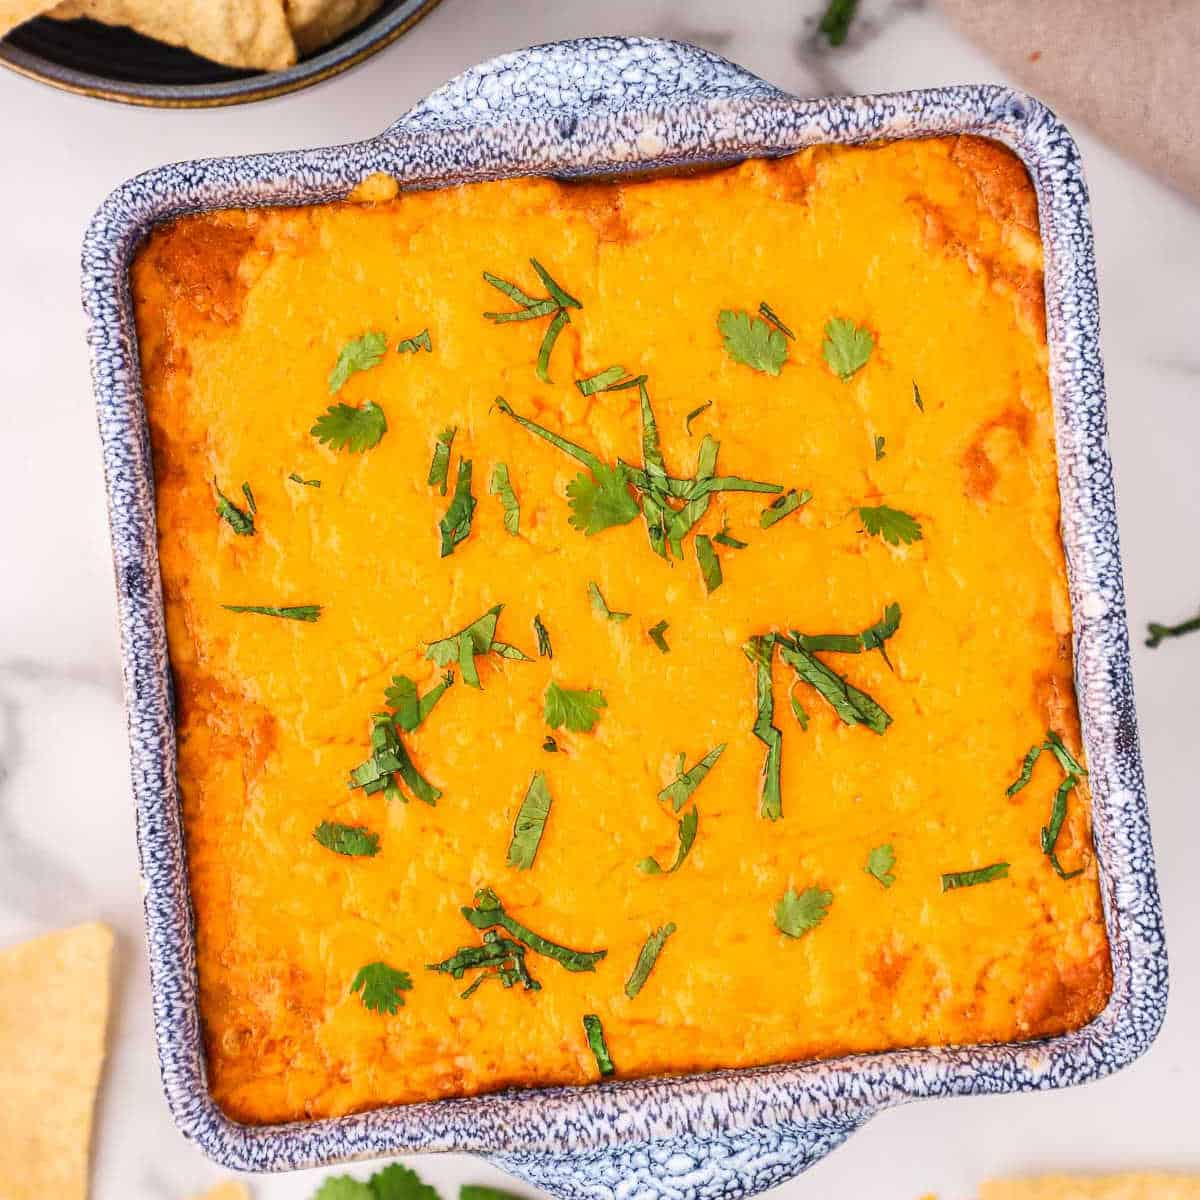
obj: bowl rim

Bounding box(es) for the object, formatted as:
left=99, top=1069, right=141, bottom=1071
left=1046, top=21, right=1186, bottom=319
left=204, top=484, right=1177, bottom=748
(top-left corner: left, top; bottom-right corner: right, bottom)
left=80, top=35, right=1167, bottom=1175
left=0, top=0, right=442, bottom=108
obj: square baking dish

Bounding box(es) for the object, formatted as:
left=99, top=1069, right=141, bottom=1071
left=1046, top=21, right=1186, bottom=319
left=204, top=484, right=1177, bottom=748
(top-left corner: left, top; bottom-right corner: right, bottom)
left=81, top=36, right=1167, bottom=1198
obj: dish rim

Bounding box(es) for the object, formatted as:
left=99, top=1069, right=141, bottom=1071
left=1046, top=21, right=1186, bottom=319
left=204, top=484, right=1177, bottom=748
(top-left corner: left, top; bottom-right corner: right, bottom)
left=0, top=0, right=442, bottom=109
left=80, top=36, right=1167, bottom=1175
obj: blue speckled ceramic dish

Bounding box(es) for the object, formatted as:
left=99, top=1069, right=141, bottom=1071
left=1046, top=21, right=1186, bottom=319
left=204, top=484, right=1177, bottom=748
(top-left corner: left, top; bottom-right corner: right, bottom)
left=81, top=37, right=1168, bottom=1199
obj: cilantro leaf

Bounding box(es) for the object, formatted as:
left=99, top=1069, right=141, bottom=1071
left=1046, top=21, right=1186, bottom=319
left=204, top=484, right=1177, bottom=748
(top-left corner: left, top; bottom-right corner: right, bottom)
left=659, top=744, right=725, bottom=812
left=648, top=619, right=670, bottom=653
left=544, top=681, right=606, bottom=733
left=624, top=922, right=677, bottom=999
left=288, top=472, right=321, bottom=488
left=214, top=479, right=254, bottom=536
left=874, top=435, right=886, bottom=461
left=695, top=534, right=723, bottom=594
left=822, top=317, right=874, bottom=381
left=370, top=1164, right=440, bottom=1200
left=385, top=671, right=454, bottom=732
left=685, top=400, right=712, bottom=435
left=313, top=1180, right=373, bottom=1200
left=461, top=1189, right=528, bottom=1200
left=460, top=886, right=606, bottom=972
left=818, top=0, right=859, bottom=45
left=489, top=462, right=520, bottom=535
left=222, top=604, right=321, bottom=621
left=567, top=464, right=640, bottom=535
left=348, top=712, right=441, bottom=805
left=913, top=380, right=924, bottom=411
left=588, top=581, right=630, bottom=622
left=774, top=886, right=833, bottom=938
left=427, top=427, right=456, bottom=494
left=778, top=638, right=892, bottom=734
left=311, top=400, right=387, bottom=453
left=760, top=488, right=811, bottom=530
left=328, top=331, right=387, bottom=394
left=941, top=863, right=1010, bottom=891
left=637, top=808, right=698, bottom=875
left=313, top=821, right=380, bottom=857
left=425, top=605, right=528, bottom=688
left=397, top=329, right=432, bottom=354
left=718, top=309, right=788, bottom=376
left=1146, top=609, right=1200, bottom=647
left=438, top=459, right=476, bottom=556
left=533, top=614, right=553, bottom=658
left=715, top=525, right=748, bottom=550
left=583, top=1013, right=615, bottom=1076
left=241, top=482, right=256, bottom=514
left=349, top=961, right=412, bottom=1014
left=484, top=260, right=579, bottom=382
left=745, top=634, right=783, bottom=821
left=865, top=844, right=896, bottom=888
left=427, top=929, right=542, bottom=996
left=576, top=365, right=629, bottom=395
left=794, top=602, right=902, bottom=667
left=858, top=504, right=922, bottom=546
left=506, top=771, right=552, bottom=870
left=789, top=692, right=809, bottom=729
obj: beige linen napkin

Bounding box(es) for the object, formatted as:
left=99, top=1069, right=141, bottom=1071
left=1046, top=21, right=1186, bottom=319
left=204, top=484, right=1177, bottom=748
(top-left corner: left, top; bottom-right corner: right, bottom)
left=941, top=0, right=1200, bottom=203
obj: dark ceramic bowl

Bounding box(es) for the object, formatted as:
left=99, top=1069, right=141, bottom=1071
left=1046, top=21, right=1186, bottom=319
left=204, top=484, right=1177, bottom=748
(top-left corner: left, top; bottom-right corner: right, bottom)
left=0, top=0, right=441, bottom=107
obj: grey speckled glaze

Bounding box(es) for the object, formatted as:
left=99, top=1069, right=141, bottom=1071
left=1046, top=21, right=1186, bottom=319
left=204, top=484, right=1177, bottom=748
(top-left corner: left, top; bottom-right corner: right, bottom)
left=80, top=37, right=1167, bottom=1199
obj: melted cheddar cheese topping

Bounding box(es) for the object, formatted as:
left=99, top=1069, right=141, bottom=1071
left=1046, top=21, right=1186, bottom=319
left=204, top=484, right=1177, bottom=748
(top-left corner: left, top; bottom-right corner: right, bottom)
left=132, top=136, right=1111, bottom=1125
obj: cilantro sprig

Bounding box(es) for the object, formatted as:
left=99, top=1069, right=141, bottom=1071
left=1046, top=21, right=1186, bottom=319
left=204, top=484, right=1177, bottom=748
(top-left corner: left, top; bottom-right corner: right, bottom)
left=384, top=671, right=454, bottom=732
left=460, top=887, right=606, bottom=972
left=1146, top=607, right=1200, bottom=647
left=427, top=929, right=541, bottom=998
left=483, top=258, right=581, bottom=383
left=1008, top=730, right=1087, bottom=880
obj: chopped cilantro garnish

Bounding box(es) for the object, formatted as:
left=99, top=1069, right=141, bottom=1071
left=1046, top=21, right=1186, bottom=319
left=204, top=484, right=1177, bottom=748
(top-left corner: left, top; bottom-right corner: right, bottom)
left=567, top=464, right=641, bottom=535
left=818, top=0, right=859, bottom=45
left=544, top=681, right=606, bottom=733
left=718, top=309, right=788, bottom=376
left=425, top=605, right=528, bottom=688
left=397, top=328, right=432, bottom=354
left=789, top=692, right=809, bottom=729
left=384, top=671, right=454, bottom=732
left=438, top=459, right=476, bottom=556
left=483, top=259, right=580, bottom=383
left=794, top=602, right=902, bottom=668
left=1146, top=608, right=1200, bottom=647
left=461, top=886, right=606, bottom=972
left=311, top=400, right=387, bottom=453
left=348, top=712, right=441, bottom=805
left=288, top=472, right=321, bottom=488
left=865, top=844, right=896, bottom=888
left=648, top=619, right=670, bottom=653
left=588, top=581, right=630, bottom=622
left=428, top=929, right=541, bottom=998
left=822, top=317, right=874, bottom=381
left=637, top=808, right=698, bottom=875
left=913, top=380, right=925, bottom=411
left=695, top=534, right=723, bottom=593
left=241, top=482, right=256, bottom=514
left=489, top=462, right=520, bottom=535
left=576, top=365, right=629, bottom=395
left=625, top=922, right=677, bottom=999
left=874, top=435, right=886, bottom=461
left=777, top=638, right=892, bottom=734
left=760, top=488, right=811, bottom=529
left=758, top=301, right=795, bottom=339
left=328, top=331, right=387, bottom=394
left=221, top=604, right=321, bottom=621
left=506, top=771, right=552, bottom=870
left=775, top=886, right=833, bottom=938
left=427, top=427, right=456, bottom=494
left=314, top=1163, right=439, bottom=1200
left=745, top=634, right=783, bottom=820
left=213, top=479, right=254, bottom=536
left=857, top=503, right=923, bottom=546
left=1008, top=730, right=1087, bottom=879
left=534, top=614, right=553, bottom=658
left=542, top=735, right=558, bottom=753
left=583, top=1013, right=615, bottom=1076
left=659, top=744, right=725, bottom=812
left=313, top=821, right=380, bottom=858
left=941, top=863, right=1010, bottom=891
left=685, top=400, right=712, bottom=435
left=349, top=961, right=412, bottom=1014
left=715, top=524, right=748, bottom=550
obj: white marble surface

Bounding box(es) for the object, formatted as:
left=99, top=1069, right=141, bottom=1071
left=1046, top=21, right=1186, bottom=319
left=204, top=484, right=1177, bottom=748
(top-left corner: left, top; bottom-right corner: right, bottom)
left=1, top=2, right=1198, bottom=1198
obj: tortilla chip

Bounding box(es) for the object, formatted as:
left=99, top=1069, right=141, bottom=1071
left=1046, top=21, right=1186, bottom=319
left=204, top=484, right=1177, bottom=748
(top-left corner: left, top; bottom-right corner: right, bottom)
left=0, top=0, right=59, bottom=38
left=47, top=0, right=297, bottom=70
left=187, top=1183, right=251, bottom=1200
left=0, top=922, right=113, bottom=1200
left=284, top=0, right=382, bottom=55
left=982, top=1175, right=1200, bottom=1199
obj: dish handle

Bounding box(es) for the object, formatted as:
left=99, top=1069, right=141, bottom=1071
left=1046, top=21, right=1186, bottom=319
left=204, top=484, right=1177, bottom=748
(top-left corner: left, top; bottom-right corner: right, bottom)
left=485, top=1108, right=875, bottom=1199
left=386, top=35, right=783, bottom=136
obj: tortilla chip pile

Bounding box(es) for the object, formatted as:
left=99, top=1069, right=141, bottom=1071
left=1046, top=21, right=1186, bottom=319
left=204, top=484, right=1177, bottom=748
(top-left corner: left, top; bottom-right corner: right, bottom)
left=0, top=922, right=113, bottom=1200
left=0, top=0, right=385, bottom=68
left=982, top=1177, right=1200, bottom=1199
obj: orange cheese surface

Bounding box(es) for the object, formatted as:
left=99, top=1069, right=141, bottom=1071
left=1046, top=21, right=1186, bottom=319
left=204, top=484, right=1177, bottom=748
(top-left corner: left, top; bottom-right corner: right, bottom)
left=131, top=136, right=1111, bottom=1126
